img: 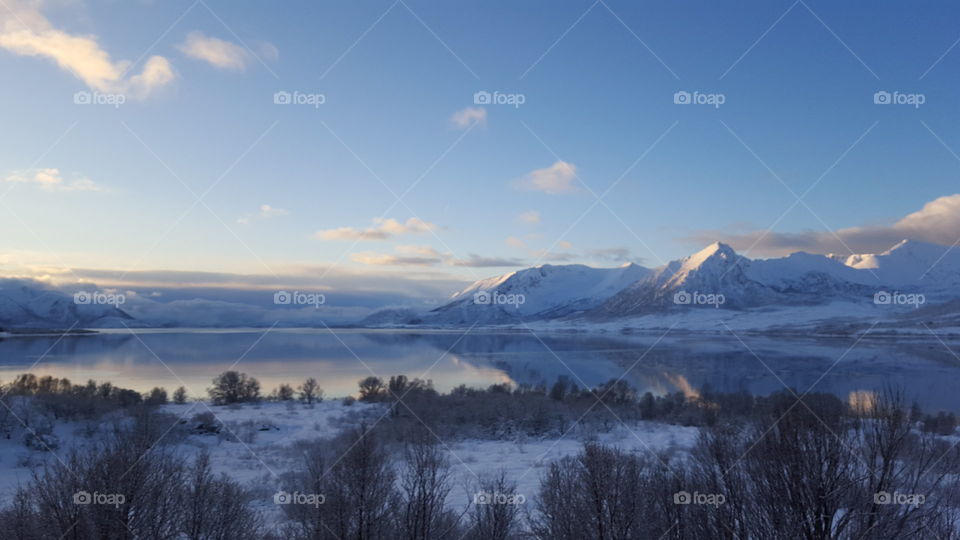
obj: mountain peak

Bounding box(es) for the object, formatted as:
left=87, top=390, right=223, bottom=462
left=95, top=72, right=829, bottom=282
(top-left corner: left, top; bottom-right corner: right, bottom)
left=687, top=242, right=737, bottom=265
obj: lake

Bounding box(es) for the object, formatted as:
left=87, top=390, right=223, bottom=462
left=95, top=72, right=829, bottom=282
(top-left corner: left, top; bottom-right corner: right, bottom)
left=0, top=328, right=958, bottom=412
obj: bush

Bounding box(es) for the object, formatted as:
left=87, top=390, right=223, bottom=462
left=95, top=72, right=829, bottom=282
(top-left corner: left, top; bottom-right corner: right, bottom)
left=272, top=383, right=295, bottom=401
left=144, top=387, right=168, bottom=405
left=298, top=377, right=323, bottom=405
left=172, top=386, right=188, bottom=404
left=208, top=371, right=260, bottom=405
left=358, top=376, right=385, bottom=402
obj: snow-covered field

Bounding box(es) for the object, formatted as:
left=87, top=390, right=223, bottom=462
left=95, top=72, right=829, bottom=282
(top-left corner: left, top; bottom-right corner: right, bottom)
left=0, top=399, right=699, bottom=523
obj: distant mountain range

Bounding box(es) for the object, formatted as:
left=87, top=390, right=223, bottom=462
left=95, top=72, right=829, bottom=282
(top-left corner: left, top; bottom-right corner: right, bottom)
left=3, top=240, right=960, bottom=335
left=366, top=239, right=960, bottom=334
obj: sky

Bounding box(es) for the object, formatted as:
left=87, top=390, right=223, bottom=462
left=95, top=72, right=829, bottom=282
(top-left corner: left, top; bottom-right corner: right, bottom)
left=3, top=0, right=960, bottom=303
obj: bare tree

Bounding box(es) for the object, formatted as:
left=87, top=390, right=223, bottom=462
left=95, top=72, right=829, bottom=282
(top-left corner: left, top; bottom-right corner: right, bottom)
left=464, top=472, right=522, bottom=540
left=208, top=371, right=260, bottom=405
left=395, top=439, right=459, bottom=539
left=299, top=378, right=323, bottom=405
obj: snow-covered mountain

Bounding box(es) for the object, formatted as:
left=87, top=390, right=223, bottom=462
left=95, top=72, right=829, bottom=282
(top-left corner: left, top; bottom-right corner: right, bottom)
left=424, top=263, right=650, bottom=324
left=592, top=242, right=874, bottom=318
left=4, top=239, right=960, bottom=332
left=423, top=239, right=960, bottom=330
left=837, top=239, right=960, bottom=291
left=0, top=279, right=133, bottom=329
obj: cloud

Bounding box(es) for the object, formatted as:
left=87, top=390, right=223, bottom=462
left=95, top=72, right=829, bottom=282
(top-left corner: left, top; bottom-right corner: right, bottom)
left=351, top=245, right=444, bottom=267
left=0, top=0, right=173, bottom=99
left=177, top=31, right=249, bottom=71
left=558, top=240, right=573, bottom=249
left=531, top=249, right=577, bottom=262
left=317, top=218, right=437, bottom=241
left=586, top=247, right=636, bottom=263
left=450, top=106, right=486, bottom=128
left=505, top=236, right=526, bottom=249
left=238, top=204, right=288, bottom=224
left=257, top=41, right=279, bottom=61
left=517, top=210, right=540, bottom=224
left=681, top=193, right=960, bottom=256
left=448, top=255, right=527, bottom=268
left=515, top=161, right=578, bottom=194
left=259, top=204, right=288, bottom=218
left=4, top=168, right=102, bottom=192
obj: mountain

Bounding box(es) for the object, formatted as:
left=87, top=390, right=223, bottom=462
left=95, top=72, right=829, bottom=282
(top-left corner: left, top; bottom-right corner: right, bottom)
left=0, top=279, right=133, bottom=329
left=424, top=240, right=960, bottom=330
left=839, top=239, right=960, bottom=291
left=4, top=239, right=960, bottom=332
left=424, top=263, right=650, bottom=324
left=592, top=243, right=874, bottom=318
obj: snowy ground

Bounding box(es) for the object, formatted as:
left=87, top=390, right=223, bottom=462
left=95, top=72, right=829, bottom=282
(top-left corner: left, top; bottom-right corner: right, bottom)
left=0, top=399, right=699, bottom=523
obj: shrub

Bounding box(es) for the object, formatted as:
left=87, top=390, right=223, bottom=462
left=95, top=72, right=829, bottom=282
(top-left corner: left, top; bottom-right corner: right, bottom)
left=208, top=371, right=260, bottom=405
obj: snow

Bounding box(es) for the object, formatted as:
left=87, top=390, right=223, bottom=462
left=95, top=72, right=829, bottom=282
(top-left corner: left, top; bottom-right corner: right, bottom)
left=0, top=399, right=699, bottom=520
left=5, top=239, right=960, bottom=332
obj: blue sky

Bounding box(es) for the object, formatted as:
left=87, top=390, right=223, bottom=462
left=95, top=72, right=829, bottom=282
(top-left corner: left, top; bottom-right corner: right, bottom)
left=3, top=0, right=960, bottom=299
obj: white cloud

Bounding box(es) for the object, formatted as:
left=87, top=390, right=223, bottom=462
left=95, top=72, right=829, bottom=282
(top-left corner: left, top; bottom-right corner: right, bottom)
left=317, top=218, right=437, bottom=241
left=585, top=247, right=635, bottom=263
left=257, top=41, right=279, bottom=61
left=259, top=204, right=288, bottom=218
left=448, top=255, right=526, bottom=267
left=517, top=210, right=540, bottom=224
left=515, top=161, right=578, bottom=194
left=506, top=236, right=526, bottom=248
left=531, top=249, right=577, bottom=262
left=0, top=0, right=174, bottom=99
left=683, top=193, right=960, bottom=256
left=177, top=31, right=249, bottom=71
left=352, top=245, right=443, bottom=266
left=238, top=204, right=288, bottom=224
left=4, top=168, right=102, bottom=192
left=559, top=240, right=573, bottom=249
left=450, top=106, right=486, bottom=128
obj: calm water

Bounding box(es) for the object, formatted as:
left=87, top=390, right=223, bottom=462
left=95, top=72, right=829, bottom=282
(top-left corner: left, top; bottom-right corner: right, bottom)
left=0, top=328, right=958, bottom=412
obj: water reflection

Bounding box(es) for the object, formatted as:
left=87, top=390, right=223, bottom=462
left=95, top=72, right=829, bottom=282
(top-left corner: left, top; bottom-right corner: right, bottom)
left=0, top=329, right=956, bottom=412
